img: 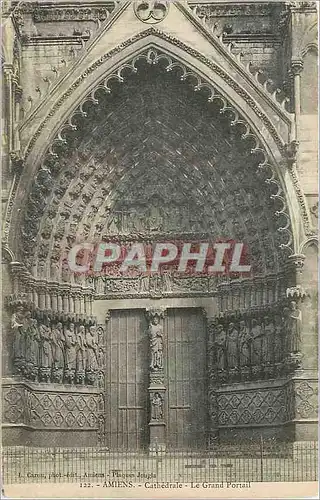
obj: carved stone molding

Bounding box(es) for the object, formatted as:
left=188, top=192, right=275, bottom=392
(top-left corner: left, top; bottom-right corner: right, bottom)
left=32, top=4, right=116, bottom=23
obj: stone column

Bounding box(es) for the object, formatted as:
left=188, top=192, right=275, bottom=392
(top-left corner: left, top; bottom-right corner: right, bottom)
left=145, top=307, right=166, bottom=454
left=291, top=59, right=303, bottom=141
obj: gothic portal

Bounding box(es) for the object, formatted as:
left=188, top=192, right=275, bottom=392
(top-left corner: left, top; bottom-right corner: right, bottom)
left=2, top=1, right=318, bottom=449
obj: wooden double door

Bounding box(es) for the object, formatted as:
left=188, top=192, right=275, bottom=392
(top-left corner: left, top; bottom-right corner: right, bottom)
left=104, top=308, right=208, bottom=450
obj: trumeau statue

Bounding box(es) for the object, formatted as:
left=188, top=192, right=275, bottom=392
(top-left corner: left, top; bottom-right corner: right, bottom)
left=149, top=315, right=164, bottom=371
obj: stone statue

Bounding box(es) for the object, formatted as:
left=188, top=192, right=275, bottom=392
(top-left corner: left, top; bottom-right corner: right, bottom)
left=250, top=319, right=263, bottom=367
left=151, top=393, right=163, bottom=421
left=11, top=306, right=26, bottom=371
left=149, top=316, right=163, bottom=371
left=51, top=322, right=65, bottom=383
left=39, top=323, right=53, bottom=382
left=64, top=323, right=77, bottom=384
left=85, top=325, right=99, bottom=384
left=213, top=323, right=227, bottom=371
left=273, top=313, right=283, bottom=364
left=282, top=306, right=291, bottom=355
left=76, top=325, right=86, bottom=384
left=239, top=320, right=251, bottom=368
left=262, top=316, right=274, bottom=365
left=226, top=322, right=239, bottom=370
left=288, top=301, right=302, bottom=353
left=25, top=317, right=39, bottom=381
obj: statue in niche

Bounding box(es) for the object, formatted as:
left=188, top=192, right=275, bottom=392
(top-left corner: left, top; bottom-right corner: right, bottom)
left=149, top=316, right=163, bottom=371
left=139, top=274, right=150, bottom=293
left=262, top=316, right=274, bottom=365
left=85, top=325, right=99, bottom=385
left=288, top=301, right=302, bottom=353
left=213, top=323, right=227, bottom=371
left=51, top=322, right=65, bottom=383
left=250, top=319, right=263, bottom=367
left=64, top=323, right=77, bottom=384
left=148, top=206, right=163, bottom=232
left=226, top=322, right=239, bottom=372
left=39, top=322, right=53, bottom=382
left=25, top=317, right=39, bottom=381
left=11, top=305, right=26, bottom=372
left=239, top=320, right=251, bottom=368
left=151, top=393, right=163, bottom=421
left=76, top=325, right=86, bottom=385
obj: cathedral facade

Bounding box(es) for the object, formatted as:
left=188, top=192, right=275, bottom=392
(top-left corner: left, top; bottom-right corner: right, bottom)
left=1, top=1, right=318, bottom=449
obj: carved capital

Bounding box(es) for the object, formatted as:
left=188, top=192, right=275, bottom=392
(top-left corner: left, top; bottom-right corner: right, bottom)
left=145, top=307, right=166, bottom=323
left=286, top=285, right=308, bottom=301
left=6, top=292, right=30, bottom=310
left=291, top=59, right=304, bottom=76
left=287, top=253, right=306, bottom=271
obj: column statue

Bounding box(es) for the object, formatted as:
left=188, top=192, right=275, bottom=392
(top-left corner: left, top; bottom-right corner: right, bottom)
left=226, top=322, right=239, bottom=374
left=149, top=315, right=164, bottom=371
left=11, top=305, right=26, bottom=374
left=39, top=322, right=53, bottom=382
left=85, top=325, right=99, bottom=385
left=51, top=322, right=65, bottom=383
left=239, top=320, right=251, bottom=368
left=76, top=324, right=86, bottom=385
left=288, top=301, right=302, bottom=353
left=25, top=317, right=39, bottom=381
left=64, top=322, right=77, bottom=384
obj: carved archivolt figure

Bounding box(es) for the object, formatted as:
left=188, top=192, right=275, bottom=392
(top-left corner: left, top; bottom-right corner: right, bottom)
left=149, top=316, right=163, bottom=371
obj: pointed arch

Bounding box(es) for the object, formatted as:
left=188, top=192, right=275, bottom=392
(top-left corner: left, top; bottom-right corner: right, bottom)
left=7, top=31, right=304, bottom=261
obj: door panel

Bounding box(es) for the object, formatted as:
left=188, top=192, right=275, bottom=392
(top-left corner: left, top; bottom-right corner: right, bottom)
left=106, top=310, right=149, bottom=450
left=166, top=308, right=208, bottom=449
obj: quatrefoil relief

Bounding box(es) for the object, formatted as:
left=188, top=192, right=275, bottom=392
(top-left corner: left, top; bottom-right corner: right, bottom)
left=133, top=0, right=169, bottom=24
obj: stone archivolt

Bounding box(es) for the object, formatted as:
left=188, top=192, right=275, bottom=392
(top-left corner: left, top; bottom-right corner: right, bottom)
left=19, top=49, right=293, bottom=284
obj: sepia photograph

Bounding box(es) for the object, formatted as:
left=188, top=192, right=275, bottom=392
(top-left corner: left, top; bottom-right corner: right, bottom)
left=1, top=0, right=318, bottom=498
